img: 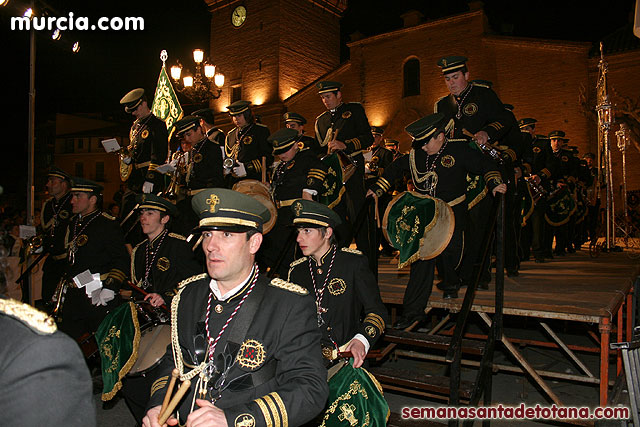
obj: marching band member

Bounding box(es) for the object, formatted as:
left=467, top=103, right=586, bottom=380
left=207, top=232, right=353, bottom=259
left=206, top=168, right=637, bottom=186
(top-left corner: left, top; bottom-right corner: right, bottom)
left=59, top=178, right=129, bottom=341
left=283, top=111, right=322, bottom=155
left=123, top=194, right=201, bottom=423
left=142, top=188, right=327, bottom=427
left=286, top=199, right=388, bottom=369
left=119, top=88, right=169, bottom=194
left=314, top=81, right=376, bottom=272
left=259, top=128, right=327, bottom=277
left=368, top=113, right=506, bottom=329
left=224, top=101, right=272, bottom=185
left=172, top=116, right=225, bottom=236
left=40, top=166, right=73, bottom=305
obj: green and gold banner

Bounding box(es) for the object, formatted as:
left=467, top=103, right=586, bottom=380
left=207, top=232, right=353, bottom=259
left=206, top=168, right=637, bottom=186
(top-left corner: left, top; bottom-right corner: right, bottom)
left=151, top=65, right=183, bottom=137
left=466, top=140, right=488, bottom=210
left=320, top=153, right=346, bottom=209
left=320, top=361, right=389, bottom=427
left=545, top=187, right=576, bottom=226
left=96, top=302, right=140, bottom=401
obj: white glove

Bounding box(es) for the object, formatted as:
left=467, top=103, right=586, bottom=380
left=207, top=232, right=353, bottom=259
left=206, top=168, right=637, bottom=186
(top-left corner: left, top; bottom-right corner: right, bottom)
left=364, top=165, right=371, bottom=174
left=123, top=156, right=132, bottom=165
left=142, top=181, right=154, bottom=193
left=93, top=288, right=115, bottom=306
left=169, top=158, right=179, bottom=168
left=233, top=162, right=247, bottom=178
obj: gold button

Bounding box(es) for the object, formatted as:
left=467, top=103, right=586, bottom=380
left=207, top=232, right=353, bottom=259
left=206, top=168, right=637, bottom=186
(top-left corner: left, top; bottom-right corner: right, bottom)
left=317, top=268, right=323, bottom=274
left=215, top=304, right=223, bottom=314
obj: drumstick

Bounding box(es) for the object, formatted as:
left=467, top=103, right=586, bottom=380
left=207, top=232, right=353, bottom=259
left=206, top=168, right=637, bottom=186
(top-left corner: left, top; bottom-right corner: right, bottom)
left=158, top=379, right=191, bottom=425
left=160, top=369, right=180, bottom=420
left=261, top=156, right=267, bottom=183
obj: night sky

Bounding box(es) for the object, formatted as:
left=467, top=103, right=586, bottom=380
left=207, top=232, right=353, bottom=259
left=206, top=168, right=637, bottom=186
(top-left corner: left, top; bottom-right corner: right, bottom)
left=0, top=0, right=636, bottom=204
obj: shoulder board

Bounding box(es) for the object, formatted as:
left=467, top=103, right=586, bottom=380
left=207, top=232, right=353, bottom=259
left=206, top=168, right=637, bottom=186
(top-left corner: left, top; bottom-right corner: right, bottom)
left=472, top=82, right=491, bottom=89
left=255, top=123, right=269, bottom=129
left=102, top=212, right=116, bottom=220
left=346, top=101, right=363, bottom=107
left=341, top=247, right=363, bottom=255
left=0, top=298, right=57, bottom=334
left=168, top=232, right=186, bottom=240
left=269, top=278, right=308, bottom=295
left=448, top=138, right=468, bottom=143
left=316, top=110, right=331, bottom=120
left=177, top=273, right=208, bottom=289
left=289, top=256, right=308, bottom=268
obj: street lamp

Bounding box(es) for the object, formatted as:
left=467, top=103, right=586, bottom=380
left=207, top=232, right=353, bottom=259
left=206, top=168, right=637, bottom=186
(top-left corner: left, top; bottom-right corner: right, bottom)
left=170, top=49, right=224, bottom=103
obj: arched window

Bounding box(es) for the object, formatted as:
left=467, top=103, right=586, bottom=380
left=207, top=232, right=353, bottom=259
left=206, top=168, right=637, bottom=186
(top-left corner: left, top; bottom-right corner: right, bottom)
left=403, top=58, right=420, bottom=97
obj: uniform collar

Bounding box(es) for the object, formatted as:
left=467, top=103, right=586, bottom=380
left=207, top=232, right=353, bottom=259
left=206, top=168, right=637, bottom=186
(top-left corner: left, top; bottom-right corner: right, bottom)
left=329, top=102, right=344, bottom=114
left=147, top=229, right=167, bottom=249
left=454, top=84, right=472, bottom=101
left=78, top=209, right=100, bottom=221
left=209, top=265, right=257, bottom=302
left=311, top=244, right=335, bottom=266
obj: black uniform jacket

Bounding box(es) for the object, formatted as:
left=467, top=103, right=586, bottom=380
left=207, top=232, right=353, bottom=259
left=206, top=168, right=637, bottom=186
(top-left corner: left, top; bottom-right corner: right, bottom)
left=64, top=210, right=130, bottom=287
left=147, top=271, right=328, bottom=427
left=187, top=137, right=226, bottom=190
left=225, top=123, right=273, bottom=181
left=40, top=192, right=73, bottom=258
left=435, top=84, right=512, bottom=142
left=0, top=296, right=95, bottom=426
left=130, top=231, right=202, bottom=304
left=315, top=102, right=373, bottom=165
left=287, top=247, right=388, bottom=350
left=130, top=113, right=169, bottom=190
left=371, top=142, right=503, bottom=229
left=271, top=149, right=327, bottom=208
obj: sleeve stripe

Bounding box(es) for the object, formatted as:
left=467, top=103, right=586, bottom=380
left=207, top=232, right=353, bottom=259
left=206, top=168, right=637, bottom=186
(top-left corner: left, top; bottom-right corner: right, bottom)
left=264, top=395, right=281, bottom=427
left=269, top=392, right=288, bottom=427
left=364, top=313, right=386, bottom=331
left=255, top=397, right=273, bottom=427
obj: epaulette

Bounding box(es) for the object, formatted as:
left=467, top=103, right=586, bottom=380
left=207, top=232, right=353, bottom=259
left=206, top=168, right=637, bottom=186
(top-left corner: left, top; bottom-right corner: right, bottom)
left=346, top=101, right=363, bottom=107
left=448, top=138, right=468, bottom=143
left=102, top=212, right=116, bottom=220
left=255, top=123, right=269, bottom=129
left=169, top=232, right=186, bottom=240
left=289, top=257, right=308, bottom=268
left=269, top=278, right=308, bottom=295
left=341, top=247, right=363, bottom=255
left=177, top=273, right=208, bottom=289
left=316, top=110, right=331, bottom=120
left=0, top=298, right=57, bottom=334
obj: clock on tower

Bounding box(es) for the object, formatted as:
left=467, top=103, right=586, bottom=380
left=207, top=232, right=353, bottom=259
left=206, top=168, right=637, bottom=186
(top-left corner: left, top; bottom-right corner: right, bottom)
left=203, top=0, right=347, bottom=129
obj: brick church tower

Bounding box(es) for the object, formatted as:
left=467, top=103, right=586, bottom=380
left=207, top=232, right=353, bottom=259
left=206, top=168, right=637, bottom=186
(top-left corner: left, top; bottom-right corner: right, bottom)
left=203, top=0, right=347, bottom=131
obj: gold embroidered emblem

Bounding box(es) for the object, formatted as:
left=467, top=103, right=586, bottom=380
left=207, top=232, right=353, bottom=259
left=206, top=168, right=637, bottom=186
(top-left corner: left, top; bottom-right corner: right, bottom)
left=236, top=339, right=266, bottom=370
left=234, top=413, right=255, bottom=427
left=338, top=403, right=358, bottom=426
left=293, top=201, right=303, bottom=216
left=533, top=147, right=541, bottom=153
left=442, top=58, right=448, bottom=66
left=342, top=111, right=352, bottom=119
left=141, top=129, right=149, bottom=139
left=365, top=325, right=377, bottom=338
left=562, top=156, right=568, bottom=162
left=215, top=304, right=223, bottom=314
left=76, top=234, right=88, bottom=247
left=156, top=257, right=170, bottom=272
left=328, top=278, right=347, bottom=296
left=206, top=194, right=220, bottom=213
left=59, top=210, right=69, bottom=219
left=194, top=153, right=203, bottom=163
left=141, top=194, right=147, bottom=203
left=244, top=136, right=253, bottom=145
left=463, top=103, right=478, bottom=116
left=322, top=346, right=336, bottom=360
left=297, top=141, right=305, bottom=149
left=307, top=178, right=314, bottom=186
left=441, top=154, right=455, bottom=168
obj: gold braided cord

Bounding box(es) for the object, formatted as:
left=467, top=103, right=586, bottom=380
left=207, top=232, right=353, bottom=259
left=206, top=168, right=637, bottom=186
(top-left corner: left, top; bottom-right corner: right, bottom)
left=264, top=395, right=281, bottom=427
left=255, top=397, right=273, bottom=427
left=269, top=392, right=288, bottom=427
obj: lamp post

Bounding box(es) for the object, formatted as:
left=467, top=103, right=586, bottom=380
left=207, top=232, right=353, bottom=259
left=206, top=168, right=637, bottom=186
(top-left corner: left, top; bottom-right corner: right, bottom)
left=170, top=49, right=224, bottom=103
left=615, top=123, right=630, bottom=239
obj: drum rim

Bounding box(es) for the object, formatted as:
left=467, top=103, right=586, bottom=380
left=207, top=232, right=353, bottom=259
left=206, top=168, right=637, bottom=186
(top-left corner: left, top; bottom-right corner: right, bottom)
left=232, top=179, right=278, bottom=233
